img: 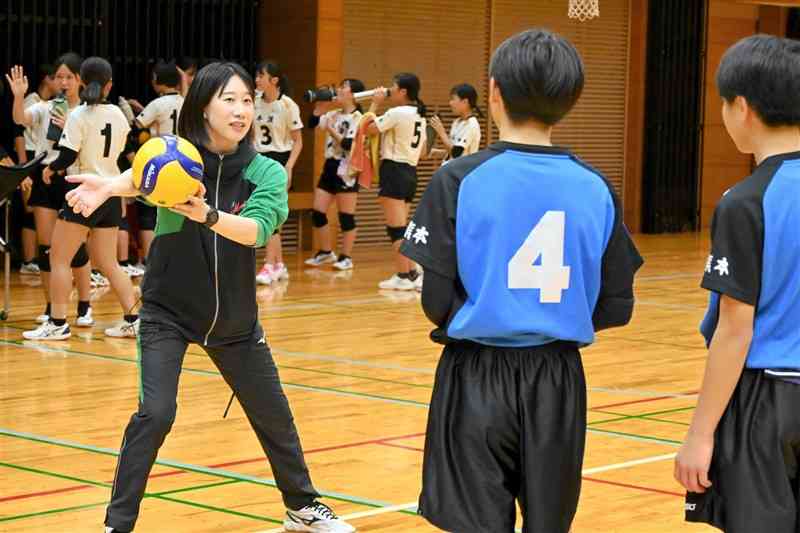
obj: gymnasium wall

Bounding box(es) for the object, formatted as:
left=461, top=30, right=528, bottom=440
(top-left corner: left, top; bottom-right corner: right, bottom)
left=699, top=1, right=788, bottom=229
left=336, top=0, right=635, bottom=245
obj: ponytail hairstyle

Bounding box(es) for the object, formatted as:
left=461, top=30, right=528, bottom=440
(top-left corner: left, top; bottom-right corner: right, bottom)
left=257, top=61, right=290, bottom=96
left=342, top=77, right=365, bottom=112
left=80, top=57, right=113, bottom=105
left=451, top=83, right=483, bottom=118
left=394, top=72, right=426, bottom=117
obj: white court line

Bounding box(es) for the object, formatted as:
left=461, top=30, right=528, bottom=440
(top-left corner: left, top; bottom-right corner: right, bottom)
left=254, top=452, right=677, bottom=533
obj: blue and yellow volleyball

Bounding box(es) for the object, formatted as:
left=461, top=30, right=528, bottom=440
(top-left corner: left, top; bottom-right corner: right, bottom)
left=132, top=135, right=204, bottom=207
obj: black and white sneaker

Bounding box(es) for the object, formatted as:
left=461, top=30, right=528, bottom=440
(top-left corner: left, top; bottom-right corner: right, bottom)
left=284, top=501, right=355, bottom=532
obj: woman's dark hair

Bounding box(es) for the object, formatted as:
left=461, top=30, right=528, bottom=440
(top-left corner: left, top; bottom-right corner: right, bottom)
left=256, top=61, right=290, bottom=96
left=178, top=62, right=256, bottom=148
left=80, top=57, right=113, bottom=105
left=489, top=28, right=584, bottom=125
left=342, top=78, right=365, bottom=112
left=394, top=72, right=426, bottom=117
left=178, top=56, right=198, bottom=72
left=54, top=52, right=83, bottom=77
left=717, top=34, right=800, bottom=126
left=451, top=83, right=483, bottom=118
left=153, top=61, right=180, bottom=88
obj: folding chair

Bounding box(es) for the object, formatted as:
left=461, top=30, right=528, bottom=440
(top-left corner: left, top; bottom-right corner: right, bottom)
left=0, top=153, right=47, bottom=320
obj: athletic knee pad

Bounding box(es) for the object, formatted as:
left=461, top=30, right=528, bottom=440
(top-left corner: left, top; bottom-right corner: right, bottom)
left=339, top=212, right=356, bottom=232
left=23, top=212, right=35, bottom=231
left=386, top=225, right=406, bottom=243
left=70, top=243, right=89, bottom=268
left=311, top=209, right=328, bottom=228
left=37, top=245, right=51, bottom=272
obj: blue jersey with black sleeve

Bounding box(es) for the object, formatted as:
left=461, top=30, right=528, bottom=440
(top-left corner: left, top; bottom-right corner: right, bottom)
left=401, top=142, right=643, bottom=348
left=700, top=151, right=800, bottom=379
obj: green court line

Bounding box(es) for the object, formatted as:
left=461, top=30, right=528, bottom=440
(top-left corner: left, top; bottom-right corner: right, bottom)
left=0, top=427, right=399, bottom=510
left=0, top=501, right=108, bottom=523
left=0, top=339, right=429, bottom=408
left=149, top=493, right=284, bottom=524
left=588, top=427, right=682, bottom=446
left=588, top=406, right=695, bottom=427
left=150, top=479, right=242, bottom=497
left=0, top=461, right=111, bottom=489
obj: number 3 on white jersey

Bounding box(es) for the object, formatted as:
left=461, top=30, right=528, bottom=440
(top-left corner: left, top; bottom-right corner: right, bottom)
left=508, top=211, right=571, bottom=303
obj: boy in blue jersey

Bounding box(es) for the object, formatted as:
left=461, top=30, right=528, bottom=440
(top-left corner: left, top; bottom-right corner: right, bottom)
left=401, top=29, right=643, bottom=533
left=675, top=35, right=800, bottom=533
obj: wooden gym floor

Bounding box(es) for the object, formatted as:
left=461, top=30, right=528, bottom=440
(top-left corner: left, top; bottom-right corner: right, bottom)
left=1, top=233, right=718, bottom=532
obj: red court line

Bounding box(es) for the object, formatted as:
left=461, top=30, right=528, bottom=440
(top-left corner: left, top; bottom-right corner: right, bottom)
left=0, top=484, right=93, bottom=503
left=582, top=476, right=684, bottom=497
left=590, top=391, right=697, bottom=410
left=1, top=432, right=427, bottom=502
left=376, top=442, right=425, bottom=452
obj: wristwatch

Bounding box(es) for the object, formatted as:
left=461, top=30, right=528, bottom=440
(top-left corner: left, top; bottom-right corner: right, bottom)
left=203, top=206, right=220, bottom=228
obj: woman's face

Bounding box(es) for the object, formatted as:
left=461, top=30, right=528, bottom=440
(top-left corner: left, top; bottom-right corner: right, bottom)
left=204, top=75, right=254, bottom=149
left=255, top=70, right=278, bottom=96
left=337, top=81, right=354, bottom=104
left=449, top=94, right=469, bottom=116
left=389, top=82, right=405, bottom=106
left=54, top=64, right=80, bottom=99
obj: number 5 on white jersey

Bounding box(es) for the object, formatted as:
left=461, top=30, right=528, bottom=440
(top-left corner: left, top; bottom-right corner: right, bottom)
left=508, top=210, right=571, bottom=303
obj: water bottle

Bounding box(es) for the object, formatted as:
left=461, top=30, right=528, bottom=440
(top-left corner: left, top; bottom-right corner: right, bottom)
left=46, top=93, right=68, bottom=142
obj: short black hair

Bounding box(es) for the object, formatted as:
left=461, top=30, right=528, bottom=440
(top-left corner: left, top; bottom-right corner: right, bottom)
left=54, top=52, right=83, bottom=77
left=489, top=29, right=584, bottom=125
left=178, top=56, right=197, bottom=72
left=178, top=62, right=256, bottom=148
left=717, top=34, right=800, bottom=127
left=153, top=60, right=180, bottom=88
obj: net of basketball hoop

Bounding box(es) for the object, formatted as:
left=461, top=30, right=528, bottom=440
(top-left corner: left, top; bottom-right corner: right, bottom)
left=568, top=0, right=599, bottom=21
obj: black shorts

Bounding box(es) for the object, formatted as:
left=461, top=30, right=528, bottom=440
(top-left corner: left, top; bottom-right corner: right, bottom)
left=318, top=158, right=359, bottom=194
left=262, top=151, right=291, bottom=167
left=28, top=165, right=67, bottom=210
left=137, top=203, right=157, bottom=231
left=419, top=340, right=586, bottom=533
left=59, top=196, right=122, bottom=229
left=379, top=160, right=417, bottom=203
left=686, top=370, right=800, bottom=533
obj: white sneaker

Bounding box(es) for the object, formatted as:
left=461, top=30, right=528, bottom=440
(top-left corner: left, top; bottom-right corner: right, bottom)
left=304, top=251, right=337, bottom=267
left=256, top=264, right=273, bottom=285
left=23, top=321, right=71, bottom=340
left=274, top=262, right=290, bottom=281
left=36, top=313, right=50, bottom=324
left=76, top=308, right=94, bottom=327
left=121, top=264, right=144, bottom=278
left=378, top=274, right=415, bottom=291
left=20, top=262, right=40, bottom=275
left=284, top=501, right=355, bottom=532
left=91, top=271, right=109, bottom=287
left=105, top=319, right=139, bottom=338
left=332, top=257, right=353, bottom=271
left=412, top=270, right=423, bottom=292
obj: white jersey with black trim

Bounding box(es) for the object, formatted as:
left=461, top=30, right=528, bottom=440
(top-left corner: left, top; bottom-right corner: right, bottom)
left=136, top=93, right=183, bottom=137
left=253, top=94, right=303, bottom=153
left=446, top=116, right=481, bottom=161
left=59, top=103, right=131, bottom=178
left=23, top=92, right=43, bottom=151
left=375, top=105, right=426, bottom=166
left=27, top=100, right=81, bottom=165
left=320, top=109, right=362, bottom=160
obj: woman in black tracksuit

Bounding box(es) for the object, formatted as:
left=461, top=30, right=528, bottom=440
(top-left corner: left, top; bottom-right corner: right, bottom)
left=65, top=62, right=354, bottom=533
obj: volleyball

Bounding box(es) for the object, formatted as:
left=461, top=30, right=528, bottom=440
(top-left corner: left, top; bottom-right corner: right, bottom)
left=131, top=135, right=204, bottom=207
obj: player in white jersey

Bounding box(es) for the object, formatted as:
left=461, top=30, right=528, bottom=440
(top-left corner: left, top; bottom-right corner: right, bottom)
left=365, top=72, right=428, bottom=290
left=430, top=83, right=482, bottom=164
left=23, top=57, right=139, bottom=342
left=135, top=61, right=184, bottom=137
left=305, top=78, right=365, bottom=271
left=253, top=61, right=303, bottom=285
left=7, top=54, right=92, bottom=325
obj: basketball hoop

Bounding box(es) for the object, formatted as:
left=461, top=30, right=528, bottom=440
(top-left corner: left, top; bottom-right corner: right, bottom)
left=568, top=0, right=599, bottom=21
